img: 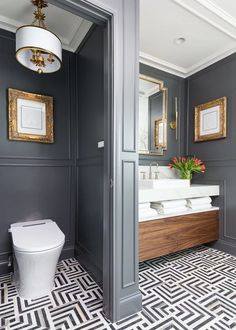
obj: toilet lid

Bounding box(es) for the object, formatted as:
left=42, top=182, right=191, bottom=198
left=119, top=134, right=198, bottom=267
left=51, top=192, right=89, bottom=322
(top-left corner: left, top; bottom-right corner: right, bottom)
left=10, top=219, right=65, bottom=252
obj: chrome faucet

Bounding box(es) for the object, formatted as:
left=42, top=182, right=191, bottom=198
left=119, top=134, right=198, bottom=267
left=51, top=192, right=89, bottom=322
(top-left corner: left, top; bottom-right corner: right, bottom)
left=149, top=162, right=159, bottom=179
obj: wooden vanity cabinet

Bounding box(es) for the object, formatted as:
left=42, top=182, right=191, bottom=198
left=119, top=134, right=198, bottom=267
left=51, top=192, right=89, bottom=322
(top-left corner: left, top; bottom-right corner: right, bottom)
left=139, top=210, right=219, bottom=262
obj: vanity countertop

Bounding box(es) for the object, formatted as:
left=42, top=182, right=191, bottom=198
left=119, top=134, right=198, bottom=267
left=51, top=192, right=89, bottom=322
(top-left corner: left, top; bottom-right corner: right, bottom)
left=139, top=184, right=220, bottom=203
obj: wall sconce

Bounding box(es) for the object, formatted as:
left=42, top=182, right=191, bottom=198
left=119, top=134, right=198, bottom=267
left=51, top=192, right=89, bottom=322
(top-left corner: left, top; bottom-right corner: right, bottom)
left=169, top=97, right=178, bottom=140
left=16, top=0, right=62, bottom=74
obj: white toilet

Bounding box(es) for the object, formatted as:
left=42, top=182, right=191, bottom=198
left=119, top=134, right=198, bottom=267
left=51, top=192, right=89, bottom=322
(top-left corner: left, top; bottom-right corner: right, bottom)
left=9, top=219, right=65, bottom=299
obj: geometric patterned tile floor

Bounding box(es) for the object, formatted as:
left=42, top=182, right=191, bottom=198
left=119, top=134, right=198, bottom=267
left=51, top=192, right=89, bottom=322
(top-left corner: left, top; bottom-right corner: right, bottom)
left=0, top=246, right=236, bottom=329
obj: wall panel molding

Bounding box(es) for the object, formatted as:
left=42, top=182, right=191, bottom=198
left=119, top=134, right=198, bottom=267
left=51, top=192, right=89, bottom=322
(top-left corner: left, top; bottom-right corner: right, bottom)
left=122, top=160, right=136, bottom=289
left=122, top=0, right=137, bottom=153
left=203, top=159, right=236, bottom=166
left=0, top=162, right=74, bottom=167
left=0, top=28, right=73, bottom=161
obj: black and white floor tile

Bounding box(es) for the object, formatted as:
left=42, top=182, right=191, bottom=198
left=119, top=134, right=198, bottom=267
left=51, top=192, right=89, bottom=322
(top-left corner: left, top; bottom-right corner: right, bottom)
left=0, top=246, right=236, bottom=329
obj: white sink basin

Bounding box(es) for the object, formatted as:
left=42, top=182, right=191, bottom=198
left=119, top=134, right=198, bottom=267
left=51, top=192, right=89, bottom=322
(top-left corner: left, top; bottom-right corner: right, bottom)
left=139, top=179, right=190, bottom=190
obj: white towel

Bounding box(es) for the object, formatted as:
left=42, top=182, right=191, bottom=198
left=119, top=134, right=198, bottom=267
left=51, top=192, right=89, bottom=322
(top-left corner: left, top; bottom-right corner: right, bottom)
left=187, top=197, right=212, bottom=206
left=139, top=214, right=158, bottom=220
left=139, top=203, right=151, bottom=210
left=153, top=206, right=188, bottom=215
left=151, top=199, right=186, bottom=209
left=187, top=203, right=212, bottom=211
left=139, top=208, right=158, bottom=219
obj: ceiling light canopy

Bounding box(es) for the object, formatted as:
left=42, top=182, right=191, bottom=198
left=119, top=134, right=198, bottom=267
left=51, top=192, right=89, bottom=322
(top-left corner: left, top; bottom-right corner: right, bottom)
left=16, top=0, right=62, bottom=74
left=174, top=37, right=186, bottom=45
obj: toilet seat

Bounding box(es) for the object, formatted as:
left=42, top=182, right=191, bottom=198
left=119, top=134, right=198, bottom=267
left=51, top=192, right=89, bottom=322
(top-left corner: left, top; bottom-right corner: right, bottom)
left=10, top=219, right=65, bottom=253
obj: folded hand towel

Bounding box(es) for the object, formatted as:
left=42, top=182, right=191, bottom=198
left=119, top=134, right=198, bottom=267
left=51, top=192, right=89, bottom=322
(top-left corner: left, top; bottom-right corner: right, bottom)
left=187, top=203, right=212, bottom=211
left=139, top=214, right=158, bottom=220
left=187, top=197, right=212, bottom=206
left=139, top=202, right=151, bottom=210
left=151, top=199, right=187, bottom=209
left=153, top=206, right=187, bottom=215
left=139, top=208, right=158, bottom=219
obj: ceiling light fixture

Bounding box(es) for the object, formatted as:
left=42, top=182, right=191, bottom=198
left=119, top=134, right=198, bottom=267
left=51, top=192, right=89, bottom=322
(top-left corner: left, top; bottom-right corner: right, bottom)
left=16, top=0, right=62, bottom=74
left=174, top=37, right=186, bottom=45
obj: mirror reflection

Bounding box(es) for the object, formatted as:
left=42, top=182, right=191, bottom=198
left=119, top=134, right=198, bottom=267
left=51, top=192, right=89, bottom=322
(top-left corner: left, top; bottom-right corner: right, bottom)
left=138, top=74, right=167, bottom=155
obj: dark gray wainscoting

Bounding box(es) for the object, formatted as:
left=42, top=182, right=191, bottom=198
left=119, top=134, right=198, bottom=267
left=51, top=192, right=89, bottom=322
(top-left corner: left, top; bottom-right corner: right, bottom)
left=139, top=63, right=186, bottom=166
left=186, top=53, right=236, bottom=256
left=0, top=29, right=76, bottom=274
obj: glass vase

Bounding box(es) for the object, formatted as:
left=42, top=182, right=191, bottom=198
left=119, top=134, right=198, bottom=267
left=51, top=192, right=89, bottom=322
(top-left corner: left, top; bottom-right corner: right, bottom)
left=180, top=171, right=192, bottom=180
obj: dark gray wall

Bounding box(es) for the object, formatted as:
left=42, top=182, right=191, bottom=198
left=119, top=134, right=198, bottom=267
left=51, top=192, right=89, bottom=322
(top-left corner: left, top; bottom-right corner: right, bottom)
left=0, top=29, right=76, bottom=273
left=75, top=25, right=104, bottom=284
left=186, top=53, right=236, bottom=256
left=139, top=63, right=186, bottom=165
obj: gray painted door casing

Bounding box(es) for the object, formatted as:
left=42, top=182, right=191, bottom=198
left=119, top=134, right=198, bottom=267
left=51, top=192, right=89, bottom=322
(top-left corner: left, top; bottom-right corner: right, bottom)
left=49, top=0, right=142, bottom=323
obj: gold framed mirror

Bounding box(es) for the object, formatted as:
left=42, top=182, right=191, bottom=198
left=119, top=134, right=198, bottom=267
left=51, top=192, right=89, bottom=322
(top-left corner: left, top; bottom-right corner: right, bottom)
left=138, top=74, right=168, bottom=156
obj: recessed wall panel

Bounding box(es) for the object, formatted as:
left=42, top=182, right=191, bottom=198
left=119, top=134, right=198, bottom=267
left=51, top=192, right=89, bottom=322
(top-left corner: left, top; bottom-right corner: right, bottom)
left=122, top=160, right=136, bottom=288
left=0, top=165, right=73, bottom=254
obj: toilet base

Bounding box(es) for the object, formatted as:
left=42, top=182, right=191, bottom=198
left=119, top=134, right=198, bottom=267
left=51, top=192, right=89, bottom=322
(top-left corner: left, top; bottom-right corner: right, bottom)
left=14, top=243, right=64, bottom=299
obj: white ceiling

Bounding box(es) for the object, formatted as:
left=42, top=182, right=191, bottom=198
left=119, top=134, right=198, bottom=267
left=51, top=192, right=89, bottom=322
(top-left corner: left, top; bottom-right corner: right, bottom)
left=0, top=0, right=92, bottom=52
left=140, top=0, right=236, bottom=77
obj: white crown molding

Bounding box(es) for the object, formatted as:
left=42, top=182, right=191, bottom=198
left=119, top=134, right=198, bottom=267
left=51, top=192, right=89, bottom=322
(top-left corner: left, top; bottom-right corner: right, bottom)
left=195, top=0, right=236, bottom=28
left=186, top=43, right=236, bottom=76
left=140, top=41, right=236, bottom=78
left=0, top=14, right=91, bottom=53
left=140, top=0, right=236, bottom=78
left=139, top=52, right=187, bottom=78
left=0, top=15, right=23, bottom=33
left=69, top=20, right=93, bottom=52
left=172, top=0, right=236, bottom=40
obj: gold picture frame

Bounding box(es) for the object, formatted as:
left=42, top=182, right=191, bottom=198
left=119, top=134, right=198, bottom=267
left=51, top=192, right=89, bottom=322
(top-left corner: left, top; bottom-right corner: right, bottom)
left=8, top=88, right=53, bottom=143
left=194, top=96, right=227, bottom=142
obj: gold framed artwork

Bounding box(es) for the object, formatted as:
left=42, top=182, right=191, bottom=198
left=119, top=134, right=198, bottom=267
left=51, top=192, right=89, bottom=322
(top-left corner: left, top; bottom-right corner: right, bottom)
left=8, top=88, right=53, bottom=143
left=194, top=96, right=227, bottom=142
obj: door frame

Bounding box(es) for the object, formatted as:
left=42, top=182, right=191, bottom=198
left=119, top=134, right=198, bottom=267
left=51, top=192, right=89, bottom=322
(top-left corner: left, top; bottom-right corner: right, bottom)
left=48, top=0, right=141, bottom=322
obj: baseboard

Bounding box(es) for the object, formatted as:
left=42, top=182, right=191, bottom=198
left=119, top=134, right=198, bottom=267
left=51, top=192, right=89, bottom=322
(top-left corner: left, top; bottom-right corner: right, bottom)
left=60, top=245, right=75, bottom=260
left=119, top=291, right=142, bottom=320
left=0, top=251, right=11, bottom=275
left=0, top=259, right=11, bottom=275
left=75, top=242, right=103, bottom=285
left=208, top=239, right=236, bottom=256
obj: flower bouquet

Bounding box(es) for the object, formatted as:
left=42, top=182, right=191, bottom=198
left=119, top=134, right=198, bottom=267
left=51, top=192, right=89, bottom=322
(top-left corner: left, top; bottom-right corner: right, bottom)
left=169, top=156, right=206, bottom=180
